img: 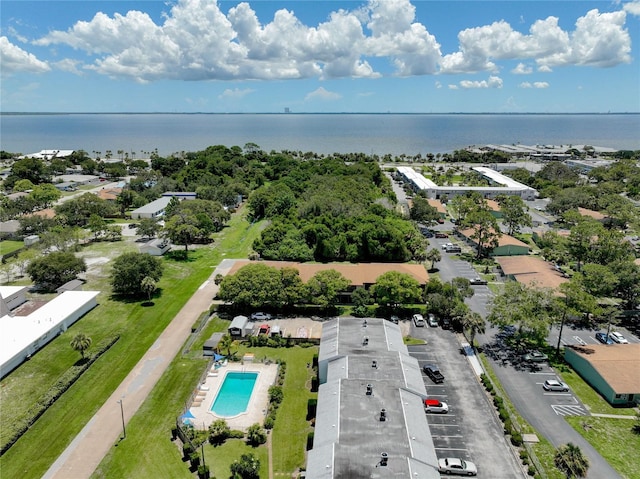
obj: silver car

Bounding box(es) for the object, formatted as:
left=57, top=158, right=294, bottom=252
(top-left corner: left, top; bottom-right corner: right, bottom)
left=438, top=457, right=477, bottom=476
left=543, top=379, right=569, bottom=392
left=609, top=331, right=629, bottom=344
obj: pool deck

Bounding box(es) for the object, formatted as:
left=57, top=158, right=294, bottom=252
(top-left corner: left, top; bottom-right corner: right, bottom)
left=187, top=361, right=278, bottom=431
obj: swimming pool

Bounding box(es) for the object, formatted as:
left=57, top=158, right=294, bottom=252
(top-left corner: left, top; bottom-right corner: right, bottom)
left=210, top=372, right=258, bottom=417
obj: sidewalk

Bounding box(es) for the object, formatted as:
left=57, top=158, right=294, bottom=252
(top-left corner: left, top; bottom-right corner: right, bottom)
left=43, top=258, right=237, bottom=479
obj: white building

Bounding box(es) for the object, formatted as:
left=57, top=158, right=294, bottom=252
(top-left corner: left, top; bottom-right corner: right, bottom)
left=0, top=290, right=99, bottom=378
left=397, top=165, right=537, bottom=200
left=130, top=197, right=172, bottom=220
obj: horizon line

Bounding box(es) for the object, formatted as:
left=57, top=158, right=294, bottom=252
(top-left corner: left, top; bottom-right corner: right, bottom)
left=1, top=111, right=639, bottom=115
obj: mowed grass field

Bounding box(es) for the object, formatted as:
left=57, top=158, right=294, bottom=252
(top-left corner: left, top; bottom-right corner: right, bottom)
left=0, top=209, right=264, bottom=478
left=93, top=329, right=317, bottom=478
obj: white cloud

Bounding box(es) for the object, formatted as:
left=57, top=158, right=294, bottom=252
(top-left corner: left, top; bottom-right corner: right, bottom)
left=0, top=36, right=50, bottom=74
left=441, top=9, right=631, bottom=73
left=218, top=88, right=255, bottom=99
left=53, top=58, right=83, bottom=75
left=305, top=87, right=341, bottom=101
left=11, top=0, right=632, bottom=83
left=459, top=75, right=503, bottom=89
left=519, top=81, right=549, bottom=88
left=435, top=81, right=442, bottom=89
left=512, top=63, right=533, bottom=75
left=538, top=65, right=553, bottom=73
left=623, top=1, right=640, bottom=16
left=448, top=84, right=459, bottom=90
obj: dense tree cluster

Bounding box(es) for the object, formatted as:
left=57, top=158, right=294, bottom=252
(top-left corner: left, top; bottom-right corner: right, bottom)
left=246, top=157, right=424, bottom=262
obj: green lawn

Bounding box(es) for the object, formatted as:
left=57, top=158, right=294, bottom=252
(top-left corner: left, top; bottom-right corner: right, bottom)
left=0, top=210, right=264, bottom=478
left=0, top=240, right=24, bottom=257
left=565, top=416, right=640, bottom=479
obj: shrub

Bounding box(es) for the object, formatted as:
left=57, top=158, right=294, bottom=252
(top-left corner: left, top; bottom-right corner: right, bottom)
left=306, top=432, right=314, bottom=451
left=246, top=423, right=267, bottom=446
left=208, top=419, right=231, bottom=445
left=307, top=398, right=318, bottom=420
left=264, top=416, right=275, bottom=430
left=229, top=429, right=245, bottom=439
left=183, top=443, right=194, bottom=459
left=269, top=385, right=283, bottom=404
left=510, top=432, right=523, bottom=447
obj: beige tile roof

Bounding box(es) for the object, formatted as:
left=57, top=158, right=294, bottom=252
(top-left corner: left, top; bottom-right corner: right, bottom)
left=427, top=199, right=447, bottom=214
left=458, top=228, right=529, bottom=249
left=567, top=344, right=640, bottom=393
left=485, top=199, right=501, bottom=212
left=97, top=187, right=122, bottom=201
left=495, top=256, right=568, bottom=290
left=578, top=207, right=606, bottom=220
left=228, top=260, right=429, bottom=286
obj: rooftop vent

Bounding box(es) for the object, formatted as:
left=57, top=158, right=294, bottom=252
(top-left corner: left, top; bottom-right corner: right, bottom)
left=379, top=408, right=386, bottom=421
left=366, top=384, right=373, bottom=396
left=362, top=336, right=369, bottom=346
left=372, top=360, right=377, bottom=368
left=363, top=319, right=367, bottom=327
left=380, top=452, right=388, bottom=466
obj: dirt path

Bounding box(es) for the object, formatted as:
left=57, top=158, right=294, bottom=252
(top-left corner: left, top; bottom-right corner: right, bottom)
left=43, top=259, right=237, bottom=479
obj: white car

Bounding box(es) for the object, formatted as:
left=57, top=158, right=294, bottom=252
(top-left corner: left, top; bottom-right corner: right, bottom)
left=412, top=314, right=425, bottom=327
left=442, top=242, right=454, bottom=250
left=543, top=379, right=569, bottom=392
left=424, top=399, right=449, bottom=414
left=609, top=331, right=629, bottom=344
left=438, top=457, right=477, bottom=476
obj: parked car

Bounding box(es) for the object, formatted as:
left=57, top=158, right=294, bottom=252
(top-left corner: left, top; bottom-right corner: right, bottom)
left=543, top=379, right=569, bottom=392
left=438, top=457, right=477, bottom=476
left=445, top=245, right=462, bottom=253
left=609, top=331, right=629, bottom=344
left=412, top=314, right=426, bottom=327
left=424, top=398, right=449, bottom=414
left=423, top=364, right=444, bottom=383
left=258, top=324, right=271, bottom=335
left=469, top=277, right=487, bottom=285
left=442, top=242, right=454, bottom=250
left=522, top=350, right=548, bottom=363
left=440, top=317, right=451, bottom=330
left=595, top=332, right=614, bottom=344
left=428, top=313, right=438, bottom=327
left=250, top=312, right=272, bottom=321
left=388, top=315, right=400, bottom=324
left=435, top=232, right=448, bottom=238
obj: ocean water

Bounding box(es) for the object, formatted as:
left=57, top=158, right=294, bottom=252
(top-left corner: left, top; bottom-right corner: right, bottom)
left=1, top=113, right=638, bottom=157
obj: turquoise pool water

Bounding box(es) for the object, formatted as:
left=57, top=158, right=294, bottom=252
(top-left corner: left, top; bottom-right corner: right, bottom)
left=210, top=372, right=258, bottom=417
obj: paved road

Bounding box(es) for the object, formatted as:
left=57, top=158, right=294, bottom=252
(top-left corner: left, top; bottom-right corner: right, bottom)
left=428, top=231, right=621, bottom=479
left=43, top=259, right=237, bottom=479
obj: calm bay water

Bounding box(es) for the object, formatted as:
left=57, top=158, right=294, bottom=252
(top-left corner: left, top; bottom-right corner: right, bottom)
left=1, top=113, right=638, bottom=157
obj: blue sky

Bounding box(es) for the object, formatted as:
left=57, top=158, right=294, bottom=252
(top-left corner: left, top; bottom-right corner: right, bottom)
left=1, top=0, right=639, bottom=113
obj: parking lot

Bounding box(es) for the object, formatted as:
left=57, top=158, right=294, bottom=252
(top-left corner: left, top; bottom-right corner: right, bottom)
left=408, top=323, right=524, bottom=478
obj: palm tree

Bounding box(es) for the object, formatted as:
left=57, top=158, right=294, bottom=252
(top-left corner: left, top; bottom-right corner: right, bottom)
left=462, top=311, right=486, bottom=348
left=554, top=443, right=589, bottom=478
left=70, top=333, right=92, bottom=360
left=219, top=334, right=235, bottom=358
left=425, top=248, right=442, bottom=271
left=141, top=276, right=157, bottom=302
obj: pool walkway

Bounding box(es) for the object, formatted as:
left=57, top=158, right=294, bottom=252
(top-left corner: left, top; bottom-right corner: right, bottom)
left=188, top=362, right=278, bottom=430
left=43, top=259, right=237, bottom=479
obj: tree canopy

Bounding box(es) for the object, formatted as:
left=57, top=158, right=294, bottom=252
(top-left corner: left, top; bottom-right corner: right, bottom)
left=110, top=252, right=164, bottom=297
left=27, top=251, right=86, bottom=291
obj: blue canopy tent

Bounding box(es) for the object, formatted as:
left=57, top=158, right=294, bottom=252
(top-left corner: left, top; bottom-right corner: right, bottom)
left=180, top=410, right=195, bottom=424
left=213, top=353, right=225, bottom=361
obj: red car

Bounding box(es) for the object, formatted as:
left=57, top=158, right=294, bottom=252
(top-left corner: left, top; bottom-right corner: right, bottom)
left=435, top=233, right=448, bottom=238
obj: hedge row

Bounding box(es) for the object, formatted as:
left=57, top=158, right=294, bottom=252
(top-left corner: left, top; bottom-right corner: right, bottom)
left=480, top=373, right=538, bottom=477
left=0, top=335, right=120, bottom=455
left=264, top=361, right=286, bottom=430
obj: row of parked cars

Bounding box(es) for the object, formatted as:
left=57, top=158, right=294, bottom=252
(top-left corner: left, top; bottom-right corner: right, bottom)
left=595, top=331, right=629, bottom=344
left=412, top=313, right=450, bottom=329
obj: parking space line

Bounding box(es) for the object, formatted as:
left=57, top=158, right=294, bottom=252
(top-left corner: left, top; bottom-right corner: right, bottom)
left=433, top=435, right=464, bottom=439
left=434, top=447, right=469, bottom=452
left=543, top=392, right=572, bottom=396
